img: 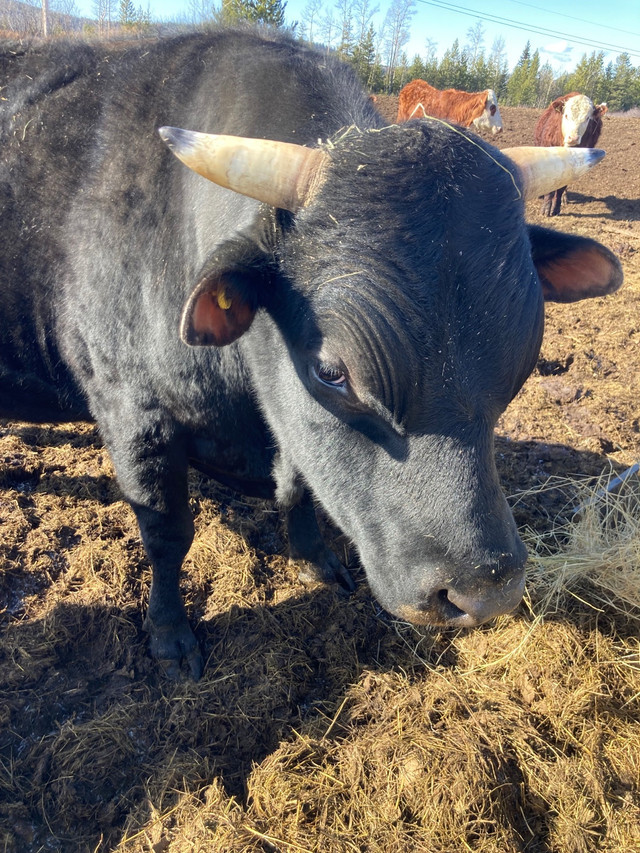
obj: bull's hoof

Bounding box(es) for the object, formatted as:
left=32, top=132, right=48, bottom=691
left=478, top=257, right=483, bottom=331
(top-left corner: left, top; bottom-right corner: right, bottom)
left=293, top=549, right=356, bottom=593
left=143, top=614, right=204, bottom=680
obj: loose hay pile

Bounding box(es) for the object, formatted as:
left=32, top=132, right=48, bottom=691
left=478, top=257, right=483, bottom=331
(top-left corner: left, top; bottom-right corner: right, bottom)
left=1, top=427, right=640, bottom=852
left=523, top=466, right=640, bottom=623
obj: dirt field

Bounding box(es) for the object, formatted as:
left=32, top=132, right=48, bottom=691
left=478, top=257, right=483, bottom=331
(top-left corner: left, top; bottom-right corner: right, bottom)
left=1, top=104, right=640, bottom=852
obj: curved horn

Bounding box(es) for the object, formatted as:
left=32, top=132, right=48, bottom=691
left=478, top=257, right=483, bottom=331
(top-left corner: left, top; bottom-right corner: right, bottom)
left=503, top=146, right=605, bottom=200
left=159, top=127, right=329, bottom=212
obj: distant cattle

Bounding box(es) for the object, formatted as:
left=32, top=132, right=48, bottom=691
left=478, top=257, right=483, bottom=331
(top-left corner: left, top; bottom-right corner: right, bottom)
left=535, top=92, right=608, bottom=216
left=397, top=79, right=503, bottom=134
left=0, top=30, right=621, bottom=678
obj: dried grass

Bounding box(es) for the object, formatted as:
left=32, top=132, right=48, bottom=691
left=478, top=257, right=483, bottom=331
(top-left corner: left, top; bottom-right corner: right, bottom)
left=523, top=465, right=640, bottom=622
left=2, top=425, right=640, bottom=852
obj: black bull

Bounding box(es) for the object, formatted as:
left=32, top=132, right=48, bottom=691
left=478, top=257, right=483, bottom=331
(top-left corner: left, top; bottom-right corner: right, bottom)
left=0, top=30, right=622, bottom=677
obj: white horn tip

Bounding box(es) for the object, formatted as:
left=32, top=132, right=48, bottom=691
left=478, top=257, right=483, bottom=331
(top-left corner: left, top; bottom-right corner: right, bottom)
left=582, top=148, right=606, bottom=166
left=158, top=125, right=198, bottom=156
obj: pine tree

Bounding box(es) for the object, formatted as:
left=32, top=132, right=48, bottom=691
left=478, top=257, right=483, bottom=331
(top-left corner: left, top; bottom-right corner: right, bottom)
left=368, top=56, right=385, bottom=93
left=507, top=41, right=540, bottom=106
left=438, top=39, right=468, bottom=90
left=221, top=0, right=286, bottom=26
left=567, top=51, right=607, bottom=102
left=350, top=22, right=377, bottom=87
left=394, top=51, right=410, bottom=92
left=608, top=53, right=639, bottom=111
left=119, top=0, right=136, bottom=27
left=406, top=53, right=424, bottom=82
left=250, top=0, right=286, bottom=26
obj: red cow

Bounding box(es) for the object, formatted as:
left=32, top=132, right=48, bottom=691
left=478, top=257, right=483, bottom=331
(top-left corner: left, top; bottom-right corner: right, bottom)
left=397, top=79, right=503, bottom=135
left=535, top=92, right=608, bottom=216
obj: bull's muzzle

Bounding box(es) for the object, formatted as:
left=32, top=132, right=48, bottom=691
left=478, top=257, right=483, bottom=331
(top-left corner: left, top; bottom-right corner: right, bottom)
left=394, top=550, right=527, bottom=628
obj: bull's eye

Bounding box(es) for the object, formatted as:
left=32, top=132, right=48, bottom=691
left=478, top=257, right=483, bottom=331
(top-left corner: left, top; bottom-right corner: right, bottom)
left=315, top=362, right=347, bottom=389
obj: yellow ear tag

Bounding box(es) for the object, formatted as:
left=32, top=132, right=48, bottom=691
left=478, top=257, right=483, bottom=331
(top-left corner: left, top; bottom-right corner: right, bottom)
left=217, top=288, right=233, bottom=310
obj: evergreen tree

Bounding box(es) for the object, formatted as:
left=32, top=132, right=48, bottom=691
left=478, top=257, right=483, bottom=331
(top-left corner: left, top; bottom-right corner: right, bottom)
left=602, top=62, right=615, bottom=107
left=135, top=2, right=150, bottom=27
left=350, top=22, right=377, bottom=86
left=118, top=0, right=136, bottom=27
left=553, top=70, right=571, bottom=98
left=406, top=53, right=424, bottom=82
left=608, top=53, right=639, bottom=111
left=438, top=38, right=468, bottom=89
left=252, top=0, right=286, bottom=26
left=368, top=55, right=385, bottom=92
left=469, top=52, right=489, bottom=92
left=507, top=41, right=540, bottom=106
left=394, top=51, right=410, bottom=92
left=221, top=0, right=286, bottom=27
left=567, top=51, right=607, bottom=102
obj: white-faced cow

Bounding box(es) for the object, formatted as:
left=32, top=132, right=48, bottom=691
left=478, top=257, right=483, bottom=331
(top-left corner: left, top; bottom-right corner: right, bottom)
left=397, top=79, right=503, bottom=135
left=535, top=92, right=608, bottom=216
left=0, top=30, right=622, bottom=678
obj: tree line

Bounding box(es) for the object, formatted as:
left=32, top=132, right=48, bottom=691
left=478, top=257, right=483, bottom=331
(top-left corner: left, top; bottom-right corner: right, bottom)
left=2, top=0, right=639, bottom=110
left=296, top=0, right=640, bottom=112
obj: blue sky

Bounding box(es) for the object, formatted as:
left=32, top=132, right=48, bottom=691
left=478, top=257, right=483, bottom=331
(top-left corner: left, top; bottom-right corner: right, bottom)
left=76, top=0, right=639, bottom=72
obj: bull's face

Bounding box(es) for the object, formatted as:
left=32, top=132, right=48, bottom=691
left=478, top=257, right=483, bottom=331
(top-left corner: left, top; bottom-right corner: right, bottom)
left=164, top=122, right=622, bottom=629
left=472, top=89, right=503, bottom=135
left=561, top=94, right=596, bottom=146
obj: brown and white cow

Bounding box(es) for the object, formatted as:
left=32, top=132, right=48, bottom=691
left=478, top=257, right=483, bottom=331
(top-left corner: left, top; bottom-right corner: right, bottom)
left=397, top=79, right=503, bottom=135
left=534, top=92, right=608, bottom=216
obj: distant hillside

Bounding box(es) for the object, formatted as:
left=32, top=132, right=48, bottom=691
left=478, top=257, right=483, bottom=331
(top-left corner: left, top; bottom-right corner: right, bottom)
left=0, top=0, right=91, bottom=35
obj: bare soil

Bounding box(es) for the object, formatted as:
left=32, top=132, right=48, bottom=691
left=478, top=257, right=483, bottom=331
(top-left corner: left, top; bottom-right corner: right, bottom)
left=1, top=104, right=639, bottom=852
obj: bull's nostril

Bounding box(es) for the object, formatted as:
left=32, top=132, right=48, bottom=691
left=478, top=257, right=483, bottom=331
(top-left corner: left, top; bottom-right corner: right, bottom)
left=436, top=588, right=466, bottom=620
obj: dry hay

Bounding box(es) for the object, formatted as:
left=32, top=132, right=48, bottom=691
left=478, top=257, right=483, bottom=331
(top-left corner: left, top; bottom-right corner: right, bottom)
left=138, top=473, right=640, bottom=853
left=2, top=437, right=640, bottom=852
left=523, top=465, right=640, bottom=623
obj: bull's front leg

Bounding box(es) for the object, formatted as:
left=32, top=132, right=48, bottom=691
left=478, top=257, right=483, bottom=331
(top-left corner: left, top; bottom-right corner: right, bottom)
left=551, top=186, right=566, bottom=216
left=273, top=453, right=355, bottom=592
left=101, top=415, right=203, bottom=679
left=540, top=192, right=554, bottom=217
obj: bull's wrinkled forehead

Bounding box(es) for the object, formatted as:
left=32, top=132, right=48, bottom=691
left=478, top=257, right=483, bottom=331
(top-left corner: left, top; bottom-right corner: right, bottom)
left=280, top=124, right=542, bottom=424
left=564, top=95, right=593, bottom=124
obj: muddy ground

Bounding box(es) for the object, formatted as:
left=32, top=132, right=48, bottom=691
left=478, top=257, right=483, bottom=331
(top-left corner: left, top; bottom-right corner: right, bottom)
left=1, top=104, right=639, bottom=852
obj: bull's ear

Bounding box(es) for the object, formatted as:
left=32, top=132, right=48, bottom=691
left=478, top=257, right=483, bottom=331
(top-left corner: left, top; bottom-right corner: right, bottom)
left=181, top=270, right=257, bottom=346
left=528, top=225, right=623, bottom=303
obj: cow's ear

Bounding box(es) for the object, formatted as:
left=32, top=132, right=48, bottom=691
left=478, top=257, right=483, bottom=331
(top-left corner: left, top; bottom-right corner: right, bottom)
left=528, top=225, right=623, bottom=303
left=181, top=269, right=258, bottom=346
